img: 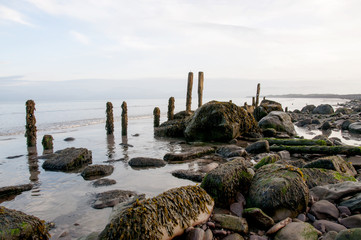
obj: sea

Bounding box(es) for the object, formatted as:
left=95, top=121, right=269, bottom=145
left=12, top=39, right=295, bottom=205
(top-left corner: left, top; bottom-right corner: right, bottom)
left=0, top=97, right=358, bottom=239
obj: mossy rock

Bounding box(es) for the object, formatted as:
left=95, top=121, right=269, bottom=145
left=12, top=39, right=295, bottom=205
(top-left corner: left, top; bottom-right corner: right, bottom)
left=275, top=222, right=318, bottom=240
left=154, top=118, right=190, bottom=138
left=42, top=147, right=92, bottom=171
left=247, top=164, right=309, bottom=222
left=99, top=185, right=214, bottom=240
left=303, top=156, right=356, bottom=177
left=201, top=158, right=253, bottom=208
left=258, top=111, right=296, bottom=136
left=254, top=154, right=280, bottom=169
left=184, top=101, right=259, bottom=142
left=335, top=228, right=361, bottom=240
left=0, top=206, right=50, bottom=240
left=301, top=168, right=356, bottom=189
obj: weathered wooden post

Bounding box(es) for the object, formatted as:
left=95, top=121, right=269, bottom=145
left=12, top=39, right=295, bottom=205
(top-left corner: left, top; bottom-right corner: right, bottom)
left=105, top=102, right=114, bottom=135
left=25, top=100, right=37, bottom=147
left=121, top=101, right=128, bottom=136
left=256, top=83, right=261, bottom=107
left=153, top=107, right=160, bottom=127
left=186, top=72, right=193, bottom=113
left=168, top=97, right=175, bottom=121
left=198, top=71, right=204, bottom=108
left=244, top=102, right=247, bottom=108
left=252, top=97, right=256, bottom=107
left=42, top=135, right=53, bottom=150
left=285, top=107, right=288, bottom=112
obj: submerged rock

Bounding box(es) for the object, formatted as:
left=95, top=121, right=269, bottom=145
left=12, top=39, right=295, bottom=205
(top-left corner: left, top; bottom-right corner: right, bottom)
left=0, top=184, right=33, bottom=200
left=128, top=157, right=166, bottom=168
left=42, top=147, right=92, bottom=171
left=92, top=189, right=136, bottom=209
left=81, top=164, right=114, bottom=180
left=92, top=178, right=116, bottom=187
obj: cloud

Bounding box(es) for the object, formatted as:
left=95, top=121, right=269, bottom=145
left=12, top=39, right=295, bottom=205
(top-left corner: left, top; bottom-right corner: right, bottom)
left=0, top=5, right=32, bottom=26
left=69, top=30, right=91, bottom=45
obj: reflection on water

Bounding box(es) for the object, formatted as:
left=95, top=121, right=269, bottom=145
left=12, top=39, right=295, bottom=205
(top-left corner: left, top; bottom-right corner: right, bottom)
left=27, top=146, right=39, bottom=183
left=106, top=134, right=115, bottom=159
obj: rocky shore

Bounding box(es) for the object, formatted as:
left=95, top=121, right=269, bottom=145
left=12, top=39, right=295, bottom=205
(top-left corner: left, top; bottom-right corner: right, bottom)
left=1, top=98, right=361, bottom=240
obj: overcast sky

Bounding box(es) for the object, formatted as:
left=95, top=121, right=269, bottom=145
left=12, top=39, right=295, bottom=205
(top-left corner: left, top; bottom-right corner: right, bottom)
left=1, top=0, right=361, bottom=100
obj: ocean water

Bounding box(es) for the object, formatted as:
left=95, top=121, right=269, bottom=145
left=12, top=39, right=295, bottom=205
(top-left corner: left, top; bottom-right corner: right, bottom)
left=0, top=97, right=356, bottom=239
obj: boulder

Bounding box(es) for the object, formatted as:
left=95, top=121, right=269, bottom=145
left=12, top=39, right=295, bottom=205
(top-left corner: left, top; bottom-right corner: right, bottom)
left=348, top=122, right=361, bottom=134
left=184, top=101, right=259, bottom=142
left=258, top=111, right=296, bottom=136
left=310, top=200, right=339, bottom=220
left=339, top=214, right=361, bottom=228
left=92, top=178, right=116, bottom=187
left=301, top=105, right=316, bottom=113
left=254, top=154, right=280, bottom=169
left=313, top=104, right=334, bottom=115
left=0, top=206, right=50, bottom=239
left=340, top=193, right=361, bottom=211
left=172, top=170, right=205, bottom=182
left=201, top=158, right=253, bottom=208
left=247, top=164, right=309, bottom=222
left=128, top=157, right=166, bottom=168
left=186, top=228, right=205, bottom=240
left=212, top=214, right=248, bottom=233
left=323, top=231, right=338, bottom=240
left=0, top=184, right=33, bottom=199
left=309, top=181, right=361, bottom=202
left=154, top=118, right=189, bottom=138
left=92, top=189, right=136, bottom=209
left=321, top=121, right=332, bottom=130
left=99, top=186, right=214, bottom=240
left=341, top=120, right=354, bottom=130
left=259, top=99, right=283, bottom=113
left=313, top=220, right=346, bottom=233
left=274, top=222, right=319, bottom=240
left=216, top=146, right=246, bottom=158
left=336, top=108, right=353, bottom=115
left=302, top=168, right=356, bottom=189
left=243, top=208, right=274, bottom=229
left=335, top=228, right=361, bottom=240
left=42, top=147, right=92, bottom=171
left=81, top=164, right=114, bottom=180
left=245, top=140, right=270, bottom=154
left=164, top=147, right=215, bottom=162
left=303, top=156, right=357, bottom=177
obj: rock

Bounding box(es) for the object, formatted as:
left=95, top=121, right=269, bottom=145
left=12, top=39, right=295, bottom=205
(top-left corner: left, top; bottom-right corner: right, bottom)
left=337, top=206, right=351, bottom=216
left=216, top=146, right=246, bottom=158
left=309, top=182, right=361, bottom=202
left=245, top=140, right=270, bottom=154
left=321, top=121, right=332, bottom=130
left=266, top=217, right=292, bottom=235
left=42, top=147, right=92, bottom=171
left=0, top=206, right=50, bottom=239
left=204, top=229, right=213, bottom=240
left=335, top=228, right=361, bottom=240
left=92, top=189, right=136, bottom=209
left=99, top=186, right=214, bottom=240
left=339, top=214, right=361, bottom=228
left=222, top=233, right=244, bottom=240
left=92, top=178, right=116, bottom=187
left=301, top=168, right=356, bottom=189
left=0, top=184, right=33, bottom=199
left=313, top=104, right=334, bottom=115
left=254, top=153, right=280, bottom=169
left=184, top=101, right=259, bottom=142
left=164, top=147, right=215, bottom=162
left=199, top=162, right=219, bottom=173
left=186, top=228, right=205, bottom=240
left=64, top=137, right=75, bottom=141
left=260, top=99, right=283, bottom=113
left=296, top=119, right=313, bottom=127
left=297, top=213, right=307, bottom=222
left=310, top=200, right=339, bottom=220
left=301, top=105, right=316, bottom=113
left=212, top=214, right=248, bottom=233
left=243, top=207, right=275, bottom=229
left=78, top=232, right=99, bottom=240
left=81, top=164, right=114, bottom=180
left=201, top=158, right=253, bottom=208
left=172, top=170, right=205, bottom=182
left=262, top=128, right=277, bottom=137
left=341, top=120, right=354, bottom=130
left=340, top=193, right=361, bottom=211
left=278, top=150, right=291, bottom=160
left=336, top=108, right=353, bottom=115
left=323, top=231, right=338, bottom=240
left=128, top=157, right=166, bottom=168
left=154, top=117, right=190, bottom=138
left=247, top=164, right=309, bottom=222
left=258, top=111, right=296, bottom=136
left=349, top=122, right=361, bottom=134
left=303, top=156, right=357, bottom=177
left=230, top=202, right=243, bottom=217
left=274, top=222, right=319, bottom=240
left=313, top=220, right=346, bottom=233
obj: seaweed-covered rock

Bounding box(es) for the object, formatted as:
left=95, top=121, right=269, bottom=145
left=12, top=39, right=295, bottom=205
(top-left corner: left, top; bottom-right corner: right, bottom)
left=184, top=101, right=259, bottom=142
left=349, top=122, right=361, bottom=134
left=0, top=206, right=50, bottom=239
left=81, top=164, right=114, bottom=180
left=301, top=105, right=316, bottom=113
left=301, top=168, right=356, bottom=189
left=0, top=184, right=33, bottom=199
left=154, top=118, right=190, bottom=138
left=42, top=147, right=92, bottom=171
left=99, top=185, right=214, bottom=240
left=303, top=156, right=356, bottom=177
left=128, top=157, right=166, bottom=168
left=254, top=154, right=280, bottom=169
left=335, top=228, right=361, bottom=240
left=313, top=104, right=334, bottom=115
left=258, top=111, right=296, bottom=136
left=201, top=158, right=252, bottom=208
left=274, top=222, right=319, bottom=240
left=247, top=164, right=309, bottom=222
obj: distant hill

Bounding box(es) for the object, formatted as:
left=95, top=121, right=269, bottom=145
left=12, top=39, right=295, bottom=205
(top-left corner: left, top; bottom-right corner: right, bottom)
left=267, top=94, right=361, bottom=100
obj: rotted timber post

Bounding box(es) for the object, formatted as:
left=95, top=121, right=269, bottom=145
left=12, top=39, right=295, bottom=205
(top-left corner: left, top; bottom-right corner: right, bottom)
left=198, top=72, right=204, bottom=108
left=105, top=102, right=114, bottom=135
left=168, top=97, right=175, bottom=121
left=121, top=101, right=128, bottom=136
left=256, top=83, right=261, bottom=107
left=186, top=72, right=193, bottom=113
left=153, top=107, right=160, bottom=127
left=25, top=100, right=37, bottom=147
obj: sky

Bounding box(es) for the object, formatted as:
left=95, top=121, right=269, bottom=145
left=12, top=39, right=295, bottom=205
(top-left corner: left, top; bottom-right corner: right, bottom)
left=1, top=0, right=361, bottom=101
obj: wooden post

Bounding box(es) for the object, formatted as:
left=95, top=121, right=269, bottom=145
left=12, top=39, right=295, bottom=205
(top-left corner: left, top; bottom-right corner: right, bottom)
left=168, top=97, right=175, bottom=121
left=244, top=102, right=247, bottom=108
left=25, top=100, right=37, bottom=147
left=106, top=102, right=114, bottom=135
left=42, top=135, right=53, bottom=150
left=121, top=101, right=128, bottom=136
left=186, top=72, right=193, bottom=113
left=198, top=72, right=204, bottom=107
left=285, top=107, right=288, bottom=112
left=252, top=97, right=255, bottom=107
left=153, top=107, right=160, bottom=127
left=256, top=83, right=261, bottom=107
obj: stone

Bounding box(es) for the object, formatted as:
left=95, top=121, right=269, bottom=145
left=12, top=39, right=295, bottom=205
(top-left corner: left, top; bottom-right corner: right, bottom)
left=199, top=162, right=219, bottom=173
left=335, top=228, right=361, bottom=240
left=184, top=101, right=259, bottom=142
left=222, top=233, right=244, bottom=240
left=301, top=105, right=316, bottom=113
left=186, top=228, right=205, bottom=240
left=201, top=158, right=253, bottom=208
left=243, top=208, right=275, bottom=229
left=42, top=147, right=92, bottom=171
left=262, top=128, right=277, bottom=137
left=274, top=222, right=319, bottom=240
left=254, top=153, right=280, bottom=169
left=266, top=217, right=292, bottom=235
left=341, top=120, right=354, bottom=130
left=0, top=184, right=33, bottom=199
left=336, top=108, right=353, bottom=115
left=322, top=231, right=338, bottom=240
left=340, top=193, right=361, bottom=211
left=247, top=164, right=309, bottom=222
left=230, top=202, right=243, bottom=217
left=258, top=111, right=296, bottom=136
left=301, top=168, right=356, bottom=189
left=309, top=181, right=361, bottom=202
left=321, top=121, right=332, bottom=130
left=339, top=214, right=361, bottom=228
left=172, top=170, right=205, bottom=182
left=164, top=147, right=215, bottom=162
left=245, top=140, right=270, bottom=154
left=296, top=119, right=313, bottom=127
left=278, top=150, right=291, bottom=160
left=204, top=229, right=213, bottom=240
left=249, top=235, right=267, bottom=240
left=212, top=214, right=248, bottom=233
left=154, top=118, right=190, bottom=138
left=310, top=200, right=339, bottom=220
left=0, top=206, right=50, bottom=239
left=99, top=186, right=214, bottom=240
left=92, top=178, right=116, bottom=187
left=313, top=104, right=334, bottom=115
left=81, top=164, right=114, bottom=180
left=313, top=220, right=346, bottom=233
left=348, top=122, right=361, bottom=134
left=216, top=146, right=246, bottom=158
left=64, top=137, right=75, bottom=141
left=128, top=157, right=166, bottom=168
left=92, top=189, right=136, bottom=209
left=297, top=213, right=307, bottom=222
left=303, top=156, right=357, bottom=177
left=337, top=206, right=351, bottom=216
